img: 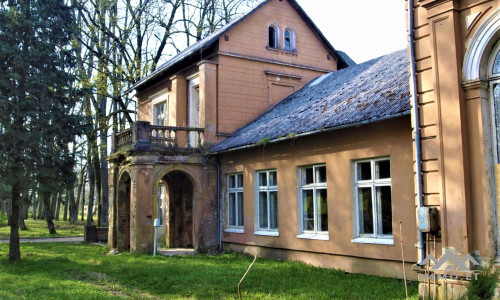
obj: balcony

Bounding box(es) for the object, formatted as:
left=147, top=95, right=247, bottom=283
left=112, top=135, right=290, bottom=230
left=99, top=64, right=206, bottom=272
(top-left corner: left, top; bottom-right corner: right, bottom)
left=111, top=121, right=205, bottom=155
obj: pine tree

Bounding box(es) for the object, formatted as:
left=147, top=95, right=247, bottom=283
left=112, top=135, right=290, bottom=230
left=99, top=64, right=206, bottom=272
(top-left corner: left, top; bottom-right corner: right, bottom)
left=0, top=0, right=82, bottom=262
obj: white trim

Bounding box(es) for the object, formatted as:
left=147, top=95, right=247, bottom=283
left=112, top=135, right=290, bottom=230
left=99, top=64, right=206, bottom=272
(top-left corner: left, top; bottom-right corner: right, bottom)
left=296, top=233, right=329, bottom=241
left=224, top=228, right=244, bottom=234
left=463, top=8, right=500, bottom=83
left=227, top=173, right=244, bottom=229
left=151, top=92, right=168, bottom=126
left=283, top=26, right=296, bottom=52
left=298, top=164, right=328, bottom=235
left=254, top=231, right=279, bottom=237
left=148, top=88, right=169, bottom=101
left=268, top=23, right=280, bottom=49
left=353, top=158, right=393, bottom=240
left=255, top=169, right=278, bottom=233
left=351, top=237, right=394, bottom=245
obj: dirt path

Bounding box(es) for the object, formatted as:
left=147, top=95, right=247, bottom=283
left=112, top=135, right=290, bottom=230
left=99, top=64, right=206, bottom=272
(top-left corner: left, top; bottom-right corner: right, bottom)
left=0, top=236, right=84, bottom=243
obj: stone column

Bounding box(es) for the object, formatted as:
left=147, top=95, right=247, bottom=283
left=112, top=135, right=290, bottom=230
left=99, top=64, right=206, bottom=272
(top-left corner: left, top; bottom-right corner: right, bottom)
left=169, top=75, right=188, bottom=146
left=130, top=164, right=154, bottom=253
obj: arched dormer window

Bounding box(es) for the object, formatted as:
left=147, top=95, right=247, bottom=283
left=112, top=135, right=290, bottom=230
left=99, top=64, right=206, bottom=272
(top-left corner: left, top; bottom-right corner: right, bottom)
left=284, top=27, right=295, bottom=51
left=268, top=24, right=279, bottom=49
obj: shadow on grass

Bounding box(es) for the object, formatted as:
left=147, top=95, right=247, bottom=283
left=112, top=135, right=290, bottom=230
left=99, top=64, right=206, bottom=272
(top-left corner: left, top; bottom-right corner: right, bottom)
left=0, top=243, right=418, bottom=299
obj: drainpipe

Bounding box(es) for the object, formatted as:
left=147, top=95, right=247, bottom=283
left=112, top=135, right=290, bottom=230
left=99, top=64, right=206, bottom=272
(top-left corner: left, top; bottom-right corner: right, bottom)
left=207, top=158, right=222, bottom=250
left=408, top=0, right=426, bottom=264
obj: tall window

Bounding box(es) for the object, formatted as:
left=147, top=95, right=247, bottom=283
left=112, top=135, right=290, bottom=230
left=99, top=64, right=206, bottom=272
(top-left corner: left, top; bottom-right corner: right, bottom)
left=227, top=173, right=244, bottom=229
left=268, top=25, right=279, bottom=48
left=299, top=164, right=327, bottom=234
left=152, top=93, right=168, bottom=126
left=284, top=28, right=295, bottom=51
left=354, top=158, right=392, bottom=241
left=256, top=170, right=278, bottom=232
left=158, top=183, right=165, bottom=226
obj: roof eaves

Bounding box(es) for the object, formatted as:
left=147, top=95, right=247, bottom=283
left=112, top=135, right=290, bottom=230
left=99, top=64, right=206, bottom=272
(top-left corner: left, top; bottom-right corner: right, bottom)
left=210, top=110, right=411, bottom=154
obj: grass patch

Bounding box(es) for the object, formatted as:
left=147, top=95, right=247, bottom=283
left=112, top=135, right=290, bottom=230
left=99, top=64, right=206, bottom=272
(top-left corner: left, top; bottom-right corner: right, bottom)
left=0, top=243, right=418, bottom=299
left=0, top=215, right=84, bottom=239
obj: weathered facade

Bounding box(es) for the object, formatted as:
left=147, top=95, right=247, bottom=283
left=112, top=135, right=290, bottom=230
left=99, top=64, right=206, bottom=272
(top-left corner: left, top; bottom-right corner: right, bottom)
left=108, top=0, right=346, bottom=253
left=410, top=0, right=500, bottom=297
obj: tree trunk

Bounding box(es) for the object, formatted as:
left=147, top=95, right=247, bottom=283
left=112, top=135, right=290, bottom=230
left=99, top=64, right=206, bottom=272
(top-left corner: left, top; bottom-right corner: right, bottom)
left=43, top=192, right=57, bottom=234
left=19, top=203, right=27, bottom=230
left=55, top=193, right=61, bottom=221
left=31, top=193, right=37, bottom=220
left=81, top=174, right=86, bottom=222
left=63, top=190, right=69, bottom=221
left=9, top=182, right=21, bottom=262
left=37, top=196, right=44, bottom=219
left=87, top=161, right=95, bottom=225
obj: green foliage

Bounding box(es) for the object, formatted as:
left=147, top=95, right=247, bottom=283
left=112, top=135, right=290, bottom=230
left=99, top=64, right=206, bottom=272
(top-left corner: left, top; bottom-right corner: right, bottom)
left=463, top=256, right=500, bottom=300
left=0, top=243, right=418, bottom=299
left=0, top=218, right=84, bottom=239
left=258, top=137, right=271, bottom=146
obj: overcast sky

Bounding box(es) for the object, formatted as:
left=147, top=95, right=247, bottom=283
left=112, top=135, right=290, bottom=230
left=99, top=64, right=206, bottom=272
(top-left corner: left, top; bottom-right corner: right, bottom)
left=296, top=0, right=407, bottom=64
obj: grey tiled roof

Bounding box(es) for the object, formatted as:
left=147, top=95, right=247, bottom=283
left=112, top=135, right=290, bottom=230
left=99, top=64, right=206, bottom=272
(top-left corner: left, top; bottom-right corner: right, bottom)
left=128, top=0, right=349, bottom=92
left=211, top=49, right=410, bottom=153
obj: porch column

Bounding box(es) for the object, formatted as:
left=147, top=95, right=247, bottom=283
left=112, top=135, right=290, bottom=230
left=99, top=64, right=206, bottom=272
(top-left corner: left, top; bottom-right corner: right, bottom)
left=130, top=164, right=154, bottom=253
left=198, top=60, right=218, bottom=144
left=169, top=75, right=187, bottom=127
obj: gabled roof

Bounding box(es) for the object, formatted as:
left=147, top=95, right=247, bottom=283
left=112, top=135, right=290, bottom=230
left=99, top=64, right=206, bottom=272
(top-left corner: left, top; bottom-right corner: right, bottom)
left=127, top=0, right=349, bottom=93
left=211, top=49, right=411, bottom=153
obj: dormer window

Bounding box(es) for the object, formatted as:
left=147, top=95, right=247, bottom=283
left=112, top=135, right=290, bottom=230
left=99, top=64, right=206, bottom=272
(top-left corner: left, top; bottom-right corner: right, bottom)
left=268, top=24, right=279, bottom=48
left=284, top=27, right=295, bottom=51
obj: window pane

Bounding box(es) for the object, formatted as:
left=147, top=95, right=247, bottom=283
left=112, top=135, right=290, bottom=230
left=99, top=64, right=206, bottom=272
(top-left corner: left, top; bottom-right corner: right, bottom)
left=229, top=175, right=235, bottom=189
left=259, top=192, right=268, bottom=229
left=304, top=167, right=314, bottom=185
left=229, top=193, right=236, bottom=226
left=284, top=30, right=291, bottom=50
left=237, top=174, right=243, bottom=188
left=358, top=187, right=373, bottom=234
left=237, top=192, right=244, bottom=226
left=377, top=186, right=392, bottom=235
left=317, top=189, right=328, bottom=232
left=376, top=160, right=391, bottom=179
left=494, top=50, right=500, bottom=74
left=258, top=172, right=267, bottom=187
left=268, top=27, right=276, bottom=48
left=269, top=171, right=277, bottom=186
left=302, top=190, right=314, bottom=231
left=357, top=162, right=372, bottom=181
left=270, top=191, right=278, bottom=230
left=316, top=166, right=326, bottom=183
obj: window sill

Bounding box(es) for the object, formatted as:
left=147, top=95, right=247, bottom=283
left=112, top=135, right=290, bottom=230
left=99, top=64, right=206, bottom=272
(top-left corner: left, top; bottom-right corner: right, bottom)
left=224, top=228, right=244, bottom=234
left=254, top=231, right=279, bottom=237
left=297, top=233, right=329, bottom=241
left=351, top=237, right=394, bottom=245
left=266, top=46, right=298, bottom=55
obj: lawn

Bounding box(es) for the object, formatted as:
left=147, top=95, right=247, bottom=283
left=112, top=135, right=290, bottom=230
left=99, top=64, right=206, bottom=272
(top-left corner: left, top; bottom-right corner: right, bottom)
left=0, top=213, right=84, bottom=239
left=0, top=242, right=418, bottom=299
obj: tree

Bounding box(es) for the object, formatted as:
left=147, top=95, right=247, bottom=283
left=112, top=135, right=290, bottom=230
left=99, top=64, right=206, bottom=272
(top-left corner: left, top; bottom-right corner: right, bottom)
left=0, top=0, right=82, bottom=262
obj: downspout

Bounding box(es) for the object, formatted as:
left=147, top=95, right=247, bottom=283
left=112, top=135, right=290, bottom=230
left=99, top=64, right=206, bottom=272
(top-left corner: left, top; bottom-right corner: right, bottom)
left=408, top=0, right=426, bottom=264
left=208, top=157, right=222, bottom=250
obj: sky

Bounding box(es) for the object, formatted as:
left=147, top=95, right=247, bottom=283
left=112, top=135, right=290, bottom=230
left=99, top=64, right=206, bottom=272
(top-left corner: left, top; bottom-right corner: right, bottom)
left=296, top=0, right=408, bottom=64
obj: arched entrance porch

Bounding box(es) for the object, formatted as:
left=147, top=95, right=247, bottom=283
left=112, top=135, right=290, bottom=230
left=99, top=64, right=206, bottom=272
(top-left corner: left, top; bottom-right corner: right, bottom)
left=161, top=170, right=194, bottom=248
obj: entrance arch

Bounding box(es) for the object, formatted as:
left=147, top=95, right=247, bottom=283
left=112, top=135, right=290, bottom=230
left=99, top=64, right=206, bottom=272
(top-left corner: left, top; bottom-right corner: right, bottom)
left=162, top=171, right=194, bottom=248
left=117, top=172, right=131, bottom=251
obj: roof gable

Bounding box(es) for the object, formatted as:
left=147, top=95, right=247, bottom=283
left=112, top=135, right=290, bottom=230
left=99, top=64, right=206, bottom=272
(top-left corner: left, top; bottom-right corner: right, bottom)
left=211, top=49, right=411, bottom=153
left=128, top=0, right=348, bottom=92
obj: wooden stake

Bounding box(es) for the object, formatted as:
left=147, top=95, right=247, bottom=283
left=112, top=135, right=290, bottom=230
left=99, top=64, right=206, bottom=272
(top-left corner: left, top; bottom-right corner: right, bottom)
left=400, top=221, right=409, bottom=300
left=238, top=255, right=257, bottom=300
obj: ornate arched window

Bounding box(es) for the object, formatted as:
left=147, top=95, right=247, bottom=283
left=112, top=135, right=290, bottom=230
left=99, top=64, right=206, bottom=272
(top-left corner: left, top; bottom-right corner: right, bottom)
left=488, top=41, right=500, bottom=162
left=283, top=27, right=295, bottom=51
left=268, top=24, right=279, bottom=49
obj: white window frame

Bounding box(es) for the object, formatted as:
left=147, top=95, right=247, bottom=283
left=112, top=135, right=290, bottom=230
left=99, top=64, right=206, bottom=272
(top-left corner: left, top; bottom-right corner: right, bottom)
left=283, top=27, right=296, bottom=52
left=151, top=92, right=168, bottom=126
left=297, top=164, right=328, bottom=240
left=255, top=170, right=278, bottom=236
left=352, top=157, right=393, bottom=245
left=226, top=173, right=244, bottom=233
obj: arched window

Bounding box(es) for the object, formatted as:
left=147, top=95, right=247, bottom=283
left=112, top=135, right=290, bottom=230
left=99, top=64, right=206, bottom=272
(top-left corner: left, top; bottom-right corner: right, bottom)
left=284, top=28, right=295, bottom=51
left=268, top=24, right=279, bottom=49
left=489, top=42, right=500, bottom=162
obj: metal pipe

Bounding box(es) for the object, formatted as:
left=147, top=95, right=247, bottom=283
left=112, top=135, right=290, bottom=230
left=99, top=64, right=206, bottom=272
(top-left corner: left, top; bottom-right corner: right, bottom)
left=207, top=158, right=222, bottom=250
left=408, top=0, right=426, bottom=264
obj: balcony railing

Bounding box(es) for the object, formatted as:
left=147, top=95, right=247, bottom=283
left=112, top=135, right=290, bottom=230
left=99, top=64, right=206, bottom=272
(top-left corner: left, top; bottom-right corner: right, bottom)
left=112, top=121, right=204, bottom=153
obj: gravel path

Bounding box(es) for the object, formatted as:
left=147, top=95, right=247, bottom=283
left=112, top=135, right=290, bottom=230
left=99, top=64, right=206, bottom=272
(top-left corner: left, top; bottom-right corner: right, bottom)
left=0, top=236, right=84, bottom=243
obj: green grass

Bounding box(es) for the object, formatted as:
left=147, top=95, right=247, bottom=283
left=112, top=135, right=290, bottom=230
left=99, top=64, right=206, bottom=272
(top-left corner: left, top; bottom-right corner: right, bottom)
left=0, top=242, right=418, bottom=299
left=0, top=213, right=84, bottom=239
